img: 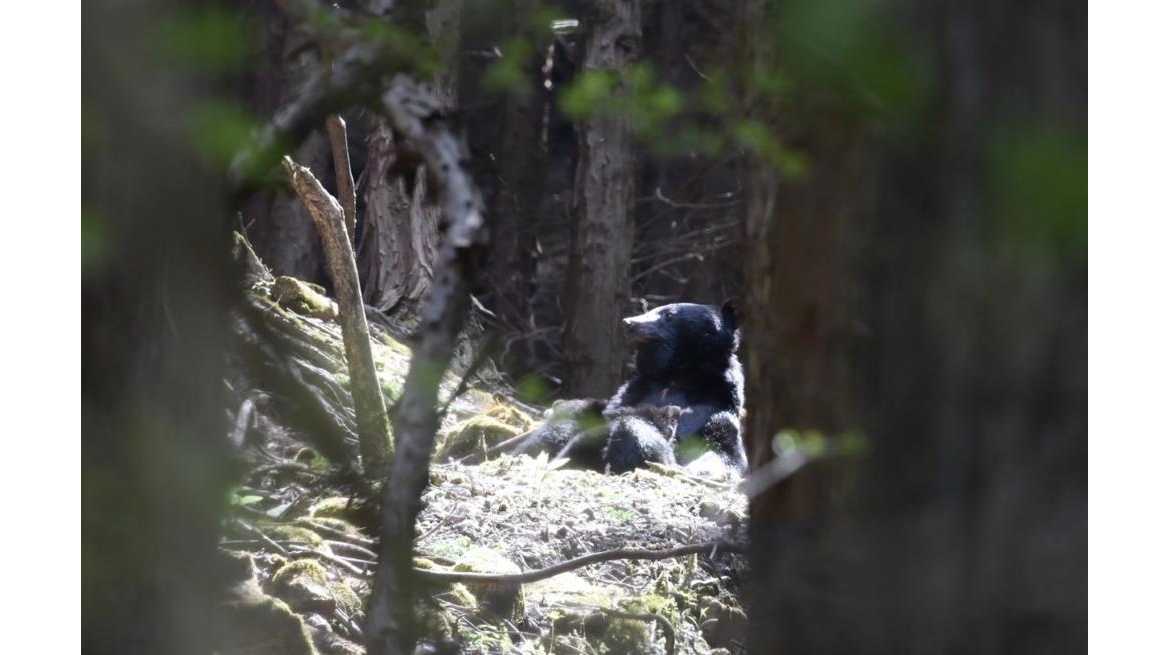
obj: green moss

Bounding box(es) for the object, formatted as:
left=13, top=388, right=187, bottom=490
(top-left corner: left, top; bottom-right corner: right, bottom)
left=308, top=496, right=360, bottom=522
left=435, top=415, right=523, bottom=461
left=271, top=559, right=329, bottom=587
left=481, top=402, right=537, bottom=431
left=601, top=614, right=649, bottom=653
left=258, top=523, right=323, bottom=547
left=414, top=602, right=454, bottom=643
left=220, top=582, right=319, bottom=655
left=444, top=583, right=477, bottom=610
left=271, top=276, right=338, bottom=320
left=328, top=579, right=362, bottom=614
left=293, top=447, right=330, bottom=471
left=620, top=593, right=674, bottom=618
left=294, top=516, right=365, bottom=541
left=451, top=547, right=524, bottom=620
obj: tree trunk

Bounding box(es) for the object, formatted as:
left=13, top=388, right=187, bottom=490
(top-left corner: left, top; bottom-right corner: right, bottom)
left=365, top=75, right=489, bottom=655
left=241, top=7, right=328, bottom=283
left=563, top=0, right=642, bottom=397
left=358, top=120, right=431, bottom=312
left=83, top=1, right=233, bottom=651
left=485, top=2, right=549, bottom=357
left=356, top=1, right=462, bottom=316
left=742, top=1, right=1087, bottom=653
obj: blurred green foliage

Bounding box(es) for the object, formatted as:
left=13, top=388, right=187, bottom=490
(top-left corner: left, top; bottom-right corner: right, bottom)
left=484, top=37, right=538, bottom=97
left=189, top=101, right=263, bottom=169
left=158, top=7, right=249, bottom=73
left=734, top=120, right=807, bottom=178
left=774, top=429, right=869, bottom=459
left=770, top=0, right=931, bottom=119
left=560, top=63, right=685, bottom=136
left=81, top=210, right=107, bottom=274
left=989, top=128, right=1088, bottom=261
left=357, top=19, right=442, bottom=78
left=517, top=373, right=553, bottom=405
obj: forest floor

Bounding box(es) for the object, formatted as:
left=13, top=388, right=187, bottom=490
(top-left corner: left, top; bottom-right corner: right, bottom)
left=218, top=264, right=749, bottom=655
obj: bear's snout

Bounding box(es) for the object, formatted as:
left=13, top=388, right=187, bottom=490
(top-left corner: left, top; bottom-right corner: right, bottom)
left=623, top=314, right=658, bottom=342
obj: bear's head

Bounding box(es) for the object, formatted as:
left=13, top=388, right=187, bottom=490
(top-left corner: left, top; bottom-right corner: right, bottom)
left=622, top=300, right=740, bottom=378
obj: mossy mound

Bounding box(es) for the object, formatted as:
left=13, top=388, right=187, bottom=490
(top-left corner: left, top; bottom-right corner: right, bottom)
left=294, top=516, right=368, bottom=543
left=482, top=401, right=538, bottom=432
left=269, top=558, right=363, bottom=617
left=217, top=553, right=319, bottom=655
left=272, top=559, right=329, bottom=587
left=271, top=276, right=338, bottom=321
left=452, top=546, right=525, bottom=619
left=259, top=523, right=324, bottom=548
left=307, top=496, right=364, bottom=523
left=434, top=415, right=524, bottom=461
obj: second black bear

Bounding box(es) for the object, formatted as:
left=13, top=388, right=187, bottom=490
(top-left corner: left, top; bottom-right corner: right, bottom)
left=608, top=300, right=748, bottom=474
left=510, top=398, right=609, bottom=470
left=602, top=404, right=686, bottom=474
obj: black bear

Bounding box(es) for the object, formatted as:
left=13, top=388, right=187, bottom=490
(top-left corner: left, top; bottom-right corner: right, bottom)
left=510, top=398, right=609, bottom=470
left=607, top=300, right=748, bottom=474
left=601, top=404, right=686, bottom=474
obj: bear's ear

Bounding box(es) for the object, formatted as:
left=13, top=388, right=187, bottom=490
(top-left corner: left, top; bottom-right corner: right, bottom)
left=720, top=299, right=740, bottom=332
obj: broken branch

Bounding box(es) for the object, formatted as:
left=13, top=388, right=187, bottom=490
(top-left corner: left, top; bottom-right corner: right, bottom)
left=282, top=156, right=392, bottom=474
left=325, top=114, right=358, bottom=243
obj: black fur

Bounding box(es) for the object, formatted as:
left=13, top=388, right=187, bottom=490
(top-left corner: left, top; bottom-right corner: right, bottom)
left=608, top=301, right=748, bottom=474
left=510, top=398, right=609, bottom=471
left=601, top=405, right=685, bottom=474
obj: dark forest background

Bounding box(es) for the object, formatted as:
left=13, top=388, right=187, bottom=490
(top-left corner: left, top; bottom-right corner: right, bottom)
left=82, top=0, right=1086, bottom=653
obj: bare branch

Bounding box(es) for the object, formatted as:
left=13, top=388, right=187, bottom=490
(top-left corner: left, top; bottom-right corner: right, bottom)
left=326, top=115, right=358, bottom=243
left=282, top=156, right=392, bottom=473
left=412, top=540, right=745, bottom=586
left=365, top=75, right=489, bottom=655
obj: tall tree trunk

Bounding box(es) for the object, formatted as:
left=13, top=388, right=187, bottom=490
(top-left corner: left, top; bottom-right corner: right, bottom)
left=357, top=1, right=462, bottom=317
left=365, top=75, right=489, bottom=655
left=241, top=6, right=328, bottom=283
left=742, top=1, right=1086, bottom=653
left=563, top=0, right=642, bottom=397
left=485, top=2, right=549, bottom=361
left=358, top=120, right=431, bottom=313
left=83, top=1, right=233, bottom=652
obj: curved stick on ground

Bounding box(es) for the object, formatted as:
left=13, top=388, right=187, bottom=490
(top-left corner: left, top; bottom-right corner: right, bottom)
left=412, top=540, right=746, bottom=586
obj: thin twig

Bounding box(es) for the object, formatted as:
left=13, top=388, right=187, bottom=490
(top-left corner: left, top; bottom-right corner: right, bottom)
left=653, top=187, right=740, bottom=209
left=234, top=519, right=289, bottom=556
left=297, top=518, right=376, bottom=547
left=229, top=395, right=256, bottom=448
left=366, top=74, right=490, bottom=655
left=325, top=539, right=379, bottom=560
left=456, top=425, right=536, bottom=465
left=631, top=253, right=703, bottom=283
left=288, top=544, right=367, bottom=575
left=437, top=333, right=500, bottom=422
left=251, top=461, right=317, bottom=477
